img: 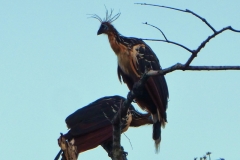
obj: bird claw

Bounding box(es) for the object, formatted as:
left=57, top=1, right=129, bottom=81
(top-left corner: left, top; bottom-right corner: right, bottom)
left=108, top=147, right=128, bottom=160
left=122, top=151, right=128, bottom=160
left=121, top=147, right=128, bottom=160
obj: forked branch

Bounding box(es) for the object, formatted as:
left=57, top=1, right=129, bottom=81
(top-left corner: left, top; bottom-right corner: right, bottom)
left=111, top=75, right=148, bottom=160
left=111, top=4, right=240, bottom=160
left=136, top=3, right=240, bottom=68
left=135, top=3, right=217, bottom=33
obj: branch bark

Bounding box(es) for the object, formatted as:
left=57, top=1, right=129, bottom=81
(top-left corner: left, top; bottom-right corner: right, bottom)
left=57, top=133, right=78, bottom=160
left=112, top=110, right=122, bottom=160
left=111, top=75, right=148, bottom=160
left=148, top=64, right=240, bottom=75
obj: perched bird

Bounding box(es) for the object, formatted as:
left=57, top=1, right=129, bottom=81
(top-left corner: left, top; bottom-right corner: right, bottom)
left=56, top=95, right=152, bottom=160
left=93, top=10, right=169, bottom=150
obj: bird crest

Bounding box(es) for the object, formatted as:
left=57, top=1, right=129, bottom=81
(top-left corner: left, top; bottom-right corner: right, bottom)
left=89, top=8, right=121, bottom=24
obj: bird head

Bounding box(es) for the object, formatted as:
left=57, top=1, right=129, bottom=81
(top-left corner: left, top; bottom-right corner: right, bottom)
left=89, top=9, right=121, bottom=35
left=97, top=22, right=112, bottom=35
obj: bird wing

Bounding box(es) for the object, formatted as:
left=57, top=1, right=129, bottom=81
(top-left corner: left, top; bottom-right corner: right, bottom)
left=64, top=96, right=131, bottom=153
left=118, top=38, right=169, bottom=122
left=66, top=96, right=130, bottom=136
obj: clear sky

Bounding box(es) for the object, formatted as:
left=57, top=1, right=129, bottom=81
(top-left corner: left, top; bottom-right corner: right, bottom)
left=0, top=0, right=240, bottom=160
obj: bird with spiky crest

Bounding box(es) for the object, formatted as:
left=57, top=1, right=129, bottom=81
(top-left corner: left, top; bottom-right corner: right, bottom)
left=90, top=9, right=169, bottom=152
left=56, top=95, right=152, bottom=160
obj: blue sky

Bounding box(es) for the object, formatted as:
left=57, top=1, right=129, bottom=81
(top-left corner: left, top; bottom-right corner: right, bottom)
left=0, top=0, right=240, bottom=159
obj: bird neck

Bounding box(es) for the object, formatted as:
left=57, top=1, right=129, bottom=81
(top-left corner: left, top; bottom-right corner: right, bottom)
left=107, top=31, right=123, bottom=55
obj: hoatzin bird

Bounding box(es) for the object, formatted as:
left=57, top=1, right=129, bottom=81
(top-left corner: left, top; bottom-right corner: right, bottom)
left=92, top=10, right=169, bottom=151
left=56, top=95, right=152, bottom=160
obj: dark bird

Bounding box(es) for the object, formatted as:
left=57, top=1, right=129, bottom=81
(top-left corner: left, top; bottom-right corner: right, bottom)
left=56, top=95, right=152, bottom=160
left=92, top=10, right=169, bottom=151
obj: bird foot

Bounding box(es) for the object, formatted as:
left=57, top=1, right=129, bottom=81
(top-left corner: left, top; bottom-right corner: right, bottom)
left=121, top=146, right=128, bottom=160
left=108, top=146, right=128, bottom=160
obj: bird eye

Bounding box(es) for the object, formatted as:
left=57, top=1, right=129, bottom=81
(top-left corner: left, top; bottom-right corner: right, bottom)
left=102, top=24, right=108, bottom=30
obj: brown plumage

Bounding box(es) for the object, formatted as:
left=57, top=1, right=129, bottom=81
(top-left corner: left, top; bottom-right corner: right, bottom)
left=58, top=95, right=152, bottom=159
left=93, top=10, right=169, bottom=151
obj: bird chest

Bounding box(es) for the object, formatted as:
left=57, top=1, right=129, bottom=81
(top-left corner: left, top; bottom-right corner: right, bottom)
left=117, top=52, right=140, bottom=79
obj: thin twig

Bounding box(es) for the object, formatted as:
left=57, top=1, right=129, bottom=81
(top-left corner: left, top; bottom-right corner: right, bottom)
left=143, top=22, right=168, bottom=41
left=185, top=26, right=240, bottom=67
left=135, top=3, right=216, bottom=33
left=140, top=38, right=193, bottom=53
left=123, top=133, right=133, bottom=150
left=135, top=3, right=185, bottom=12
left=230, top=26, right=240, bottom=32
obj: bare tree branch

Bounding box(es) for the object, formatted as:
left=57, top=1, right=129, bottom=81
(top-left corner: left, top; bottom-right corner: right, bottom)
left=140, top=37, right=193, bottom=53
left=54, top=150, right=63, bottom=160
left=141, top=25, right=240, bottom=68
left=136, top=3, right=240, bottom=34
left=135, top=3, right=217, bottom=33
left=143, top=22, right=168, bottom=41
left=141, top=27, right=240, bottom=65
left=136, top=3, right=240, bottom=68
left=185, top=26, right=240, bottom=67
left=112, top=108, right=123, bottom=160
left=111, top=75, right=148, bottom=160
left=111, top=4, right=240, bottom=159
left=111, top=64, right=240, bottom=159
left=147, top=64, right=240, bottom=76
left=57, top=133, right=78, bottom=160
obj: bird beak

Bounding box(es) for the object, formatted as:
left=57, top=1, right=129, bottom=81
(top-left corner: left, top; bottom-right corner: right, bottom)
left=97, top=27, right=104, bottom=35
left=97, top=29, right=102, bottom=35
